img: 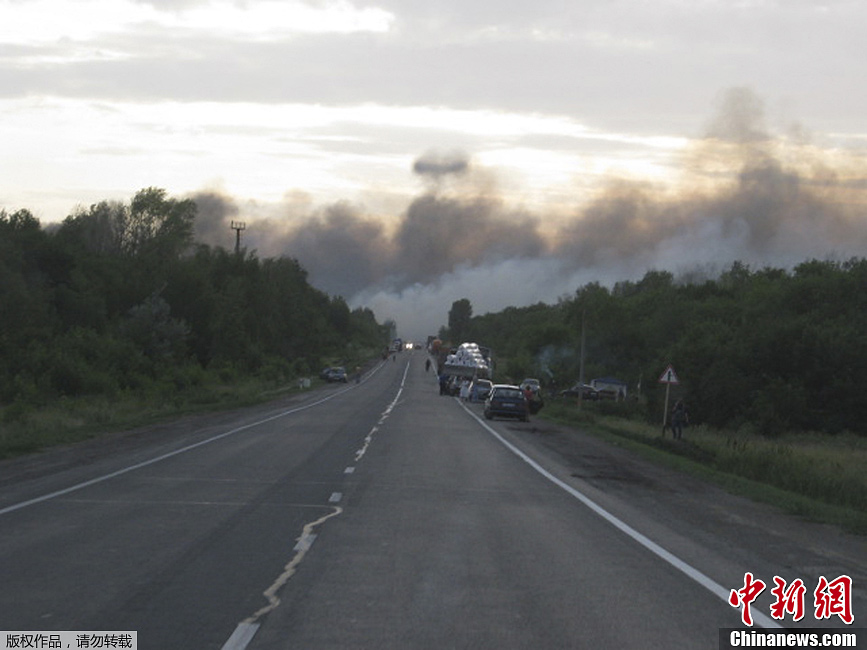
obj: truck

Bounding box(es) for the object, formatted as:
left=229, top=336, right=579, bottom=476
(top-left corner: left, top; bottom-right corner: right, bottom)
left=440, top=342, right=492, bottom=379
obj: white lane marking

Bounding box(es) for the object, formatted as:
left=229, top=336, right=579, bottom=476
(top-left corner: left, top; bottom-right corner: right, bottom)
left=459, top=401, right=782, bottom=630
left=351, top=361, right=411, bottom=465
left=0, top=364, right=389, bottom=517
left=293, top=532, right=317, bottom=552
left=245, top=506, right=343, bottom=624
left=220, top=622, right=260, bottom=650
left=219, top=359, right=411, bottom=650
left=355, top=428, right=376, bottom=461
left=220, top=506, right=342, bottom=649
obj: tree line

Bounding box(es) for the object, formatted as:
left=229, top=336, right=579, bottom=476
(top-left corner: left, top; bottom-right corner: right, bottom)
left=445, top=260, right=867, bottom=436
left=0, top=188, right=389, bottom=417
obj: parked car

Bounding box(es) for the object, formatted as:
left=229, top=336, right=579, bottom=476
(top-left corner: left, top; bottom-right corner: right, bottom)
left=484, top=384, right=530, bottom=421
left=469, top=379, right=493, bottom=402
left=560, top=383, right=599, bottom=400
left=591, top=377, right=628, bottom=401
left=325, top=367, right=348, bottom=383
left=520, top=378, right=541, bottom=395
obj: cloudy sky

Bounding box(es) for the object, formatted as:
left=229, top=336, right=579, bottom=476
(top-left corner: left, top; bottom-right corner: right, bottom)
left=3, top=0, right=867, bottom=338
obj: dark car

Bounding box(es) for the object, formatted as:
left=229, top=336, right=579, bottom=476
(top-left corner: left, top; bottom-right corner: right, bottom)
left=560, top=383, right=599, bottom=400
left=325, top=367, right=348, bottom=383
left=484, top=384, right=530, bottom=421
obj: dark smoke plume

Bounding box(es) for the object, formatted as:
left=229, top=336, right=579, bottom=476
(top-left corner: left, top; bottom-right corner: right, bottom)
left=192, top=189, right=239, bottom=244
left=190, top=89, right=867, bottom=337
left=389, top=194, right=545, bottom=285
left=279, top=202, right=390, bottom=298
left=412, top=150, right=471, bottom=179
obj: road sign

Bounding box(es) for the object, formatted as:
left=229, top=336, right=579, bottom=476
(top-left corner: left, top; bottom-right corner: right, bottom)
left=659, top=364, right=679, bottom=434
left=659, top=365, right=679, bottom=384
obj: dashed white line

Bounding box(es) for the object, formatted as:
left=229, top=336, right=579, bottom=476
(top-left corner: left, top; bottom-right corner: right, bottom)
left=220, top=359, right=411, bottom=650
left=221, top=623, right=259, bottom=650
left=0, top=369, right=386, bottom=517
left=293, top=532, right=317, bottom=552
left=222, top=506, right=342, bottom=650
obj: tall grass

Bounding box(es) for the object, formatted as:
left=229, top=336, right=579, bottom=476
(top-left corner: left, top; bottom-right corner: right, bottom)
left=0, top=374, right=308, bottom=460
left=542, top=401, right=867, bottom=534
left=0, top=349, right=384, bottom=461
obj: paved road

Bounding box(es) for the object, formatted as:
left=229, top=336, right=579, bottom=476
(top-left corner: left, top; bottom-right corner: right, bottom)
left=1, top=352, right=863, bottom=649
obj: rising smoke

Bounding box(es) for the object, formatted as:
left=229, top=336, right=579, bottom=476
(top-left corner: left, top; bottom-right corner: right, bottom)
left=190, top=89, right=867, bottom=338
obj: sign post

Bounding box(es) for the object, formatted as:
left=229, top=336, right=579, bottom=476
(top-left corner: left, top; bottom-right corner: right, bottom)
left=658, top=364, right=679, bottom=434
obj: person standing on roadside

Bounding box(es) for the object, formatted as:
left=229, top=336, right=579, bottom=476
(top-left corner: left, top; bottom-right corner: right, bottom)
left=671, top=400, right=689, bottom=440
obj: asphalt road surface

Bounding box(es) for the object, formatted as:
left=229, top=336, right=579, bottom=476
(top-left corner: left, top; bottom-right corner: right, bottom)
left=1, top=352, right=863, bottom=649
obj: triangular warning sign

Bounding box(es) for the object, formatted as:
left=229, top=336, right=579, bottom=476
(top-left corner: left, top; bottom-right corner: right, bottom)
left=658, top=365, right=679, bottom=384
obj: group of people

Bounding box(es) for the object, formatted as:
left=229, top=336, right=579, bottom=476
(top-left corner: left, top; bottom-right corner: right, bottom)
left=436, top=375, right=475, bottom=399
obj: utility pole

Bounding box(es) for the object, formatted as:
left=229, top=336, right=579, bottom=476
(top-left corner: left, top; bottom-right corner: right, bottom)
left=230, top=221, right=246, bottom=254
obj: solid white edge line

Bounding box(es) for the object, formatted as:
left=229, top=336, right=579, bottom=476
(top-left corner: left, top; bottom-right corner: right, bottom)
left=459, top=401, right=782, bottom=630
left=0, top=362, right=389, bottom=517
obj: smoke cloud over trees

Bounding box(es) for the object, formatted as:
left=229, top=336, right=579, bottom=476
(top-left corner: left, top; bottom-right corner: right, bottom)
left=190, top=89, right=867, bottom=337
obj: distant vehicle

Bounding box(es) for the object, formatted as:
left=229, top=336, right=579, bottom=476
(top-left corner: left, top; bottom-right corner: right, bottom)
left=591, top=377, right=628, bottom=400
left=325, top=367, right=348, bottom=383
left=319, top=367, right=333, bottom=380
left=520, top=378, right=541, bottom=394
left=484, top=384, right=530, bottom=422
left=469, top=379, right=493, bottom=402
left=560, top=383, right=599, bottom=400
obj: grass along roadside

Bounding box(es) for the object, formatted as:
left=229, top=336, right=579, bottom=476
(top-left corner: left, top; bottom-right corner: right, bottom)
left=540, top=401, right=867, bottom=535
left=0, top=349, right=387, bottom=461
left=0, top=374, right=322, bottom=460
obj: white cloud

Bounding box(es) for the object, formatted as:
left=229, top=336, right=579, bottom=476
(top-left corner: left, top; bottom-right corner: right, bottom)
left=0, top=0, right=152, bottom=45
left=1, top=95, right=692, bottom=220
left=162, top=0, right=395, bottom=39
left=0, top=0, right=394, bottom=47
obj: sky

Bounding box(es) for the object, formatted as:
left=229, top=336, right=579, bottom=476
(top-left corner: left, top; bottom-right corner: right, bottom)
left=2, top=0, right=867, bottom=339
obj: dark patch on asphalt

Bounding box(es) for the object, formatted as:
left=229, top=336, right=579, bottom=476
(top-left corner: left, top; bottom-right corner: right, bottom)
left=505, top=420, right=662, bottom=490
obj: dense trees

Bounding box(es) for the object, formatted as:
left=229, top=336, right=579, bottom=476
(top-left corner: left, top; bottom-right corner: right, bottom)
left=445, top=298, right=473, bottom=343
left=453, top=260, right=867, bottom=436
left=6, top=184, right=865, bottom=438
left=0, top=189, right=389, bottom=415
